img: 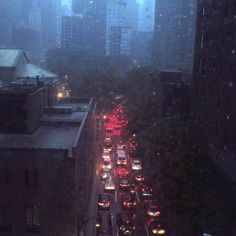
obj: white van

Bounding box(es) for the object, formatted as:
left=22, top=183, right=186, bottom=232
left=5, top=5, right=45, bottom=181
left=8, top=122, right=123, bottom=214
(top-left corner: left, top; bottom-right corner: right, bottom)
left=116, top=149, right=127, bottom=165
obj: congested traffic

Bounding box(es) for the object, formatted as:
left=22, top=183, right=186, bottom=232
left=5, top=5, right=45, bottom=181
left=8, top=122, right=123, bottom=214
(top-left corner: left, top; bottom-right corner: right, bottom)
left=96, top=105, right=166, bottom=236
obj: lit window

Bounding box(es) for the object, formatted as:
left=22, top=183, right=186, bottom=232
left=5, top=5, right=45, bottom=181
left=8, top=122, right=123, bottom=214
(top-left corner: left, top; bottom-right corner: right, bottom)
left=25, top=206, right=40, bottom=233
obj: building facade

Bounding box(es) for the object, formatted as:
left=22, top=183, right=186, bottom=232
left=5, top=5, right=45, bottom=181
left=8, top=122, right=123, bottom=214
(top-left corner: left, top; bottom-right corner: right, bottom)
left=138, top=0, right=155, bottom=32
left=106, top=0, right=138, bottom=56
left=153, top=0, right=196, bottom=71
left=61, top=15, right=83, bottom=51
left=193, top=0, right=236, bottom=183
left=71, top=0, right=107, bottom=56
left=0, top=77, right=96, bottom=235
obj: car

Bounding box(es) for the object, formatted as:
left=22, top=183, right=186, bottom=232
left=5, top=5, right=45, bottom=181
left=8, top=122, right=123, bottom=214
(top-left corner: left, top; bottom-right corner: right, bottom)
left=146, top=204, right=161, bottom=218
left=116, top=149, right=127, bottom=166
left=148, top=219, right=166, bottom=235
left=121, top=193, right=137, bottom=210
left=105, top=127, right=113, bottom=138
left=104, top=137, right=112, bottom=143
left=117, top=141, right=125, bottom=150
left=104, top=179, right=115, bottom=191
left=117, top=213, right=135, bottom=235
left=129, top=184, right=136, bottom=195
left=134, top=173, right=144, bottom=183
left=141, top=186, right=153, bottom=202
left=131, top=159, right=142, bottom=170
left=103, top=141, right=112, bottom=153
left=98, top=193, right=113, bottom=211
left=102, top=160, right=112, bottom=169
left=103, top=155, right=111, bottom=162
left=96, top=211, right=112, bottom=234
left=117, top=167, right=129, bottom=179
left=100, top=168, right=110, bottom=180
left=118, top=178, right=130, bottom=192
left=141, top=186, right=153, bottom=196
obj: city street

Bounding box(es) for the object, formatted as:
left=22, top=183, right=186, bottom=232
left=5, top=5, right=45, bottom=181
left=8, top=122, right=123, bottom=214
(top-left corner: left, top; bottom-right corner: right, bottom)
left=94, top=107, right=166, bottom=236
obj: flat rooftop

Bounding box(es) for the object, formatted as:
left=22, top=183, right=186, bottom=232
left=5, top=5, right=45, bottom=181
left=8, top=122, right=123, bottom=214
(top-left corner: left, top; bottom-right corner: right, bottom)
left=0, top=126, right=80, bottom=150
left=0, top=98, right=93, bottom=150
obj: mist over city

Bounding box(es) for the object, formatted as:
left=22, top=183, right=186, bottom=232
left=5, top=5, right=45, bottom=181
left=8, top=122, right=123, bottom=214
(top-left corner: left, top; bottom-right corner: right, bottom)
left=0, top=1, right=235, bottom=236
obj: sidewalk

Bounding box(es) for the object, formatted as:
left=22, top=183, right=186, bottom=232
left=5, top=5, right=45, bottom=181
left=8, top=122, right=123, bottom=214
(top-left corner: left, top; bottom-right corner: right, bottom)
left=83, top=122, right=103, bottom=236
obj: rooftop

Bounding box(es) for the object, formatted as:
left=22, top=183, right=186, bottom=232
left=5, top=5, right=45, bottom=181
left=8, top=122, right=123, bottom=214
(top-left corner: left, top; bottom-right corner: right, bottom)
left=0, top=98, right=92, bottom=150
left=17, top=63, right=58, bottom=78
left=0, top=126, right=80, bottom=150
left=0, top=49, right=29, bottom=68
left=0, top=77, right=58, bottom=94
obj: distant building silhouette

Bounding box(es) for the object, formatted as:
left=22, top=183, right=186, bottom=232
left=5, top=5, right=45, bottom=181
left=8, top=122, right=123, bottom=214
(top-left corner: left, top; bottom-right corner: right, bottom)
left=153, top=0, right=196, bottom=71
left=61, top=15, right=83, bottom=51
left=71, top=0, right=107, bottom=56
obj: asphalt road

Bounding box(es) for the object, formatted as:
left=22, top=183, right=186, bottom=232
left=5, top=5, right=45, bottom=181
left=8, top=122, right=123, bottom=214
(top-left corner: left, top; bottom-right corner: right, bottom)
left=95, top=127, right=152, bottom=236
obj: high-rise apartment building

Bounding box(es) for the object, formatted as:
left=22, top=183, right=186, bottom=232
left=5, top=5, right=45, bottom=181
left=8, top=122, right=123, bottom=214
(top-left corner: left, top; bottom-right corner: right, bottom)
left=153, top=0, right=196, bottom=71
left=193, top=0, right=236, bottom=183
left=0, top=0, right=30, bottom=47
left=71, top=0, right=107, bottom=56
left=61, top=15, right=83, bottom=51
left=106, top=0, right=138, bottom=56
left=138, top=0, right=155, bottom=32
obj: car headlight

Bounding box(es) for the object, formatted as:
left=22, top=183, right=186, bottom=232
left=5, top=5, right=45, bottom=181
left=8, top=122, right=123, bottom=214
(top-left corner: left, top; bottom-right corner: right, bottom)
left=152, top=229, right=158, bottom=234
left=157, top=229, right=165, bottom=234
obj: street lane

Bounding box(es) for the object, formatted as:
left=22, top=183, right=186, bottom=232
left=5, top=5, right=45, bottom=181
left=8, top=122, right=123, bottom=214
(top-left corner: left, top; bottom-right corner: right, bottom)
left=95, top=110, right=155, bottom=236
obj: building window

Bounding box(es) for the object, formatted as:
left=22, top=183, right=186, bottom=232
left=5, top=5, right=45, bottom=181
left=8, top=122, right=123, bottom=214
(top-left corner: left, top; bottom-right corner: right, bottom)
left=200, top=32, right=204, bottom=49
left=25, top=206, right=40, bottom=233
left=24, top=169, right=30, bottom=186
left=3, top=168, right=10, bottom=186
left=33, top=169, right=38, bottom=186
left=0, top=205, right=11, bottom=232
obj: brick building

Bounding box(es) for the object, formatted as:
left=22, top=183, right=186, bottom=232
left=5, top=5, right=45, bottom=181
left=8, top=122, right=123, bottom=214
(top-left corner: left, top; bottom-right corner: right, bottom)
left=0, top=78, right=96, bottom=235
left=193, top=0, right=236, bottom=183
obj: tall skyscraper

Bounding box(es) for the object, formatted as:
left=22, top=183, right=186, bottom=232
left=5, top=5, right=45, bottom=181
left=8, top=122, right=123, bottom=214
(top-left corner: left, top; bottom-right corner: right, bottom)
left=0, top=0, right=30, bottom=47
left=61, top=15, right=83, bottom=51
left=153, top=0, right=196, bottom=71
left=71, top=0, right=107, bottom=55
left=72, top=0, right=88, bottom=14
left=106, top=0, right=138, bottom=56
left=138, top=0, right=155, bottom=32
left=193, top=0, right=236, bottom=182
